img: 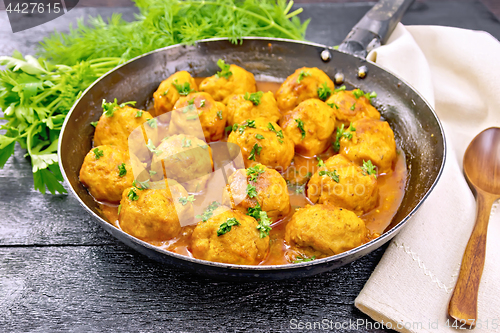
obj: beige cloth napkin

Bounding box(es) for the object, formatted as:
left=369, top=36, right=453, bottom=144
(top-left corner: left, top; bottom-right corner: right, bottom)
left=355, top=24, right=500, bottom=332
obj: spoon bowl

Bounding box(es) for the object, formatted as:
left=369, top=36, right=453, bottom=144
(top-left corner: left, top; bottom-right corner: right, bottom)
left=448, top=127, right=500, bottom=327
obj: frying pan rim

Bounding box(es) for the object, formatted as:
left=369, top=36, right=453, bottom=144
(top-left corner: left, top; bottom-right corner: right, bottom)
left=58, top=36, right=446, bottom=271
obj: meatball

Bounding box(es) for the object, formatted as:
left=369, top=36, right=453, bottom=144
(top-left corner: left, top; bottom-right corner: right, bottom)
left=227, top=118, right=294, bottom=171
left=222, top=164, right=290, bottom=221
left=279, top=99, right=336, bottom=156
left=79, top=145, right=134, bottom=203
left=285, top=204, right=368, bottom=258
left=191, top=207, right=269, bottom=265
left=119, top=183, right=193, bottom=242
left=153, top=71, right=198, bottom=115
left=226, top=91, right=281, bottom=126
left=325, top=89, right=380, bottom=127
left=275, top=67, right=335, bottom=112
left=339, top=118, right=397, bottom=173
left=93, top=105, right=154, bottom=153
left=306, top=154, right=378, bottom=215
left=150, top=134, right=213, bottom=192
left=169, top=92, right=227, bottom=142
left=199, top=63, right=256, bottom=104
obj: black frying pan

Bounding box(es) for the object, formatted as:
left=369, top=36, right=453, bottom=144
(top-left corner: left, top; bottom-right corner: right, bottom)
left=58, top=0, right=445, bottom=280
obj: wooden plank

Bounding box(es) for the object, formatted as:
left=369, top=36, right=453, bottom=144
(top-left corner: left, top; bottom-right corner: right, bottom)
left=0, top=244, right=391, bottom=332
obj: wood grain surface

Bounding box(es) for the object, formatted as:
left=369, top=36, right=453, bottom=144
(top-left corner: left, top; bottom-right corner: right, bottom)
left=1, top=2, right=500, bottom=332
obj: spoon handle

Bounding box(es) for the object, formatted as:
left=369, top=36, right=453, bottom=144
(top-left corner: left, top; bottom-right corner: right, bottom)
left=448, top=190, right=497, bottom=327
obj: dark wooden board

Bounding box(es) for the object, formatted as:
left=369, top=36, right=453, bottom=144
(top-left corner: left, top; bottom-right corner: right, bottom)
left=1, top=2, right=500, bottom=332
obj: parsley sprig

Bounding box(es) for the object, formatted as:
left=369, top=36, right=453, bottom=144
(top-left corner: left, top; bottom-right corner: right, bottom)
left=317, top=82, right=332, bottom=101
left=179, top=194, right=195, bottom=205
left=353, top=88, right=377, bottom=102
left=217, top=217, right=241, bottom=236
left=244, top=91, right=263, bottom=105
left=118, top=163, right=127, bottom=177
left=247, top=203, right=272, bottom=238
left=235, top=119, right=256, bottom=135
left=102, top=98, right=136, bottom=117
left=361, top=160, right=377, bottom=178
left=248, top=143, right=262, bottom=161
left=297, top=70, right=311, bottom=83
left=333, top=123, right=356, bottom=152
left=215, top=59, right=232, bottom=79
left=196, top=201, right=220, bottom=222
left=146, top=139, right=162, bottom=156
left=295, top=118, right=306, bottom=140
left=246, top=183, right=258, bottom=198
left=293, top=256, right=316, bottom=264
left=93, top=148, right=104, bottom=159
left=246, top=165, right=265, bottom=182
left=319, top=169, right=340, bottom=183
left=172, top=80, right=194, bottom=96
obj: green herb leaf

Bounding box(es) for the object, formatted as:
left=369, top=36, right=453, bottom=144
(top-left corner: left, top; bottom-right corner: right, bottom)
left=146, top=139, right=162, bottom=155
left=316, top=157, right=325, bottom=167
left=248, top=143, right=262, bottom=161
left=244, top=91, right=263, bottom=105
left=118, top=163, right=127, bottom=177
left=135, top=110, right=143, bottom=118
left=102, top=98, right=136, bottom=117
left=333, top=123, right=356, bottom=152
left=353, top=88, right=364, bottom=99
left=350, top=103, right=356, bottom=111
left=317, top=82, right=332, bottom=101
left=246, top=184, right=258, bottom=198
left=361, top=160, right=377, bottom=178
left=146, top=118, right=157, bottom=128
left=200, top=99, right=206, bottom=107
left=215, top=59, right=232, bottom=79
left=133, top=179, right=150, bottom=190
left=327, top=102, right=339, bottom=109
left=117, top=204, right=122, bottom=215
left=238, top=119, right=256, bottom=135
left=91, top=121, right=99, bottom=127
left=334, top=85, right=346, bottom=93
left=172, top=80, right=194, bottom=96
left=246, top=164, right=265, bottom=182
left=297, top=70, right=311, bottom=83
left=293, top=256, right=316, bottom=263
left=217, top=217, right=240, bottom=236
left=257, top=211, right=272, bottom=238
left=149, top=170, right=157, bottom=176
left=179, top=194, right=195, bottom=205
left=217, top=110, right=223, bottom=120
left=93, top=148, right=104, bottom=159
left=295, top=118, right=306, bottom=140
left=128, top=188, right=139, bottom=201
left=318, top=169, right=339, bottom=182
left=196, top=201, right=220, bottom=222
left=255, top=134, right=265, bottom=140
left=181, top=137, right=192, bottom=148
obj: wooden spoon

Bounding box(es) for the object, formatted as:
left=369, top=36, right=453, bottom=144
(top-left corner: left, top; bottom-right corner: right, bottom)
left=448, top=127, right=500, bottom=327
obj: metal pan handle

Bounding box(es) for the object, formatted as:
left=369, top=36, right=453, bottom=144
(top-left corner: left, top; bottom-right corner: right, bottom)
left=338, top=0, right=415, bottom=58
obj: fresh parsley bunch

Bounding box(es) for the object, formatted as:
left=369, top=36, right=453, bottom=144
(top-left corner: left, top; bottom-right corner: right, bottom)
left=0, top=0, right=309, bottom=194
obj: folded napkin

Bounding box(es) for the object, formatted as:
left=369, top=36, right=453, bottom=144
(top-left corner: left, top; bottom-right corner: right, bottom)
left=355, top=24, right=500, bottom=332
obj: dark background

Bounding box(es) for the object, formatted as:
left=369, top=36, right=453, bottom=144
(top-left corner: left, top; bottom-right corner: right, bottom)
left=0, top=1, right=499, bottom=332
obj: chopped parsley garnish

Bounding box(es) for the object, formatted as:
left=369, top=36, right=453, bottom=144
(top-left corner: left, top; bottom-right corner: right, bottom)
left=133, top=179, right=150, bottom=190
left=350, top=103, right=356, bottom=111
left=225, top=125, right=233, bottom=135
left=317, top=82, right=332, bottom=101
left=297, top=70, right=311, bottom=83
left=118, top=163, right=127, bottom=177
left=128, top=188, right=139, bottom=201
left=146, top=139, right=162, bottom=156
left=352, top=88, right=377, bottom=101
left=248, top=143, right=262, bottom=161
left=135, top=110, right=143, bottom=118
left=255, top=134, right=265, bottom=140
left=217, top=110, right=223, bottom=120
left=361, top=160, right=377, bottom=178
left=246, top=184, right=258, bottom=198
left=316, top=157, right=325, bottom=167
left=327, top=102, right=339, bottom=109
left=146, top=118, right=157, bottom=128
left=188, top=98, right=195, bottom=105
left=267, top=122, right=284, bottom=140
left=90, top=121, right=99, bottom=127
left=246, top=165, right=265, bottom=182
left=319, top=169, right=340, bottom=183
left=93, top=148, right=103, bottom=160
left=365, top=91, right=377, bottom=100
left=293, top=256, right=316, bottom=264
left=117, top=204, right=122, bottom=215
left=102, top=98, right=136, bottom=117
left=244, top=91, right=263, bottom=105
left=181, top=137, right=192, bottom=148
left=149, top=170, right=157, bottom=176
left=333, top=123, right=356, bottom=152
left=178, top=194, right=195, bottom=206
left=334, top=85, right=346, bottom=93
left=172, top=80, right=194, bottom=96
left=237, top=119, right=256, bottom=134
left=162, top=88, right=170, bottom=96
left=295, top=118, right=306, bottom=140
left=200, top=99, right=206, bottom=107
left=215, top=59, right=232, bottom=79
left=306, top=172, right=312, bottom=178
left=296, top=187, right=304, bottom=194
left=217, top=217, right=241, bottom=236
left=196, top=201, right=220, bottom=222
left=186, top=114, right=198, bottom=120
left=247, top=203, right=272, bottom=238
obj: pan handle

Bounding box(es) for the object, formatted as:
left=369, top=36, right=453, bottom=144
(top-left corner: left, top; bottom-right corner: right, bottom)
left=338, top=0, right=415, bottom=58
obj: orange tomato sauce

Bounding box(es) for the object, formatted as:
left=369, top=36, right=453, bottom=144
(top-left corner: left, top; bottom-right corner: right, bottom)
left=99, top=80, right=408, bottom=265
